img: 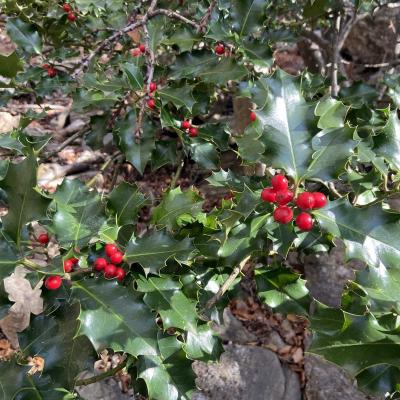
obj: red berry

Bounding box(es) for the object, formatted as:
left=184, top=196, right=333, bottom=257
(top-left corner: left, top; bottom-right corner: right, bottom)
left=115, top=267, right=126, bottom=282
left=189, top=127, right=198, bottom=137
left=38, top=233, right=49, bottom=245
left=47, top=67, right=57, bottom=78
left=45, top=276, right=62, bottom=290
left=215, top=44, right=225, bottom=55
left=63, top=3, right=71, bottom=12
left=273, top=206, right=293, bottom=224
left=139, top=43, right=146, bottom=53
left=105, top=243, right=118, bottom=257
left=104, top=264, right=117, bottom=279
left=94, top=257, right=108, bottom=271
left=147, top=98, right=156, bottom=109
left=130, top=48, right=142, bottom=57
left=271, top=175, right=288, bottom=191
left=42, top=63, right=50, bottom=69
left=63, top=259, right=74, bottom=273
left=181, top=120, right=191, bottom=130
left=110, top=251, right=124, bottom=265
left=70, top=257, right=79, bottom=264
left=296, top=192, right=315, bottom=210
left=275, top=189, right=294, bottom=205
left=261, top=188, right=276, bottom=203
left=249, top=111, right=257, bottom=122
left=296, top=212, right=313, bottom=231
left=67, top=12, right=76, bottom=21
left=312, top=192, right=327, bottom=209
left=149, top=82, right=157, bottom=92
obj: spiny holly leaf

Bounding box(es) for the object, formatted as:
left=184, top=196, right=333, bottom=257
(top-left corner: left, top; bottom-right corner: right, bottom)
left=72, top=278, right=159, bottom=357
left=152, top=187, right=204, bottom=231
left=6, top=18, right=42, bottom=55
left=0, top=155, right=50, bottom=246
left=374, top=111, right=400, bottom=170
left=231, top=0, right=266, bottom=37
left=158, top=85, right=196, bottom=112
left=256, top=70, right=315, bottom=181
left=0, top=235, right=19, bottom=279
left=107, top=182, right=149, bottom=226
left=236, top=128, right=265, bottom=163
left=122, top=62, right=144, bottom=90
left=190, top=142, right=219, bottom=170
left=206, top=169, right=250, bottom=191
left=162, top=28, right=201, bottom=52
left=0, top=52, right=23, bottom=78
left=305, top=126, right=358, bottom=180
left=125, top=230, right=196, bottom=275
left=50, top=179, right=105, bottom=248
left=315, top=97, right=349, bottom=129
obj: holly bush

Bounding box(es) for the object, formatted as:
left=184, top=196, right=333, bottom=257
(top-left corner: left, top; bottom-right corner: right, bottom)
left=1, top=0, right=400, bottom=398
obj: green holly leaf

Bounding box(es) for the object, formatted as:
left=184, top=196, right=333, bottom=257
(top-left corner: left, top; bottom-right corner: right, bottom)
left=162, top=28, right=201, bottom=52
left=236, top=127, right=265, bottom=163
left=0, top=52, right=23, bottom=78
left=0, top=235, right=19, bottom=279
left=207, top=169, right=250, bottom=191
left=0, top=155, right=50, bottom=246
left=152, top=187, right=204, bottom=231
left=122, top=63, right=144, bottom=90
left=50, top=180, right=105, bottom=248
left=7, top=18, right=42, bottom=55
left=158, top=85, right=196, bottom=112
left=315, top=97, right=349, bottom=129
left=73, top=279, right=159, bottom=356
left=125, top=230, right=196, bottom=274
left=108, top=182, right=149, bottom=226
left=231, top=0, right=266, bottom=37
left=190, top=142, right=219, bottom=170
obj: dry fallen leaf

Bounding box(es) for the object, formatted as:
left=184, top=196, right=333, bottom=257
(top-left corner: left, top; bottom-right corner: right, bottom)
left=0, top=266, right=44, bottom=348
left=0, top=338, right=15, bottom=361
left=27, top=355, right=45, bottom=375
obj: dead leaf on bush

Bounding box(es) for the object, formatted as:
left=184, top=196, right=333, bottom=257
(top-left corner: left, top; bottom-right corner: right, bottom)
left=0, top=338, right=15, bottom=360
left=0, top=266, right=44, bottom=348
left=27, top=355, right=45, bottom=375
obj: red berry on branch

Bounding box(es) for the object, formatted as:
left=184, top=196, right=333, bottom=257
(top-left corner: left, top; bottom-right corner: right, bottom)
left=275, top=189, right=294, bottom=205
left=94, top=257, right=108, bottom=271
left=271, top=174, right=288, bottom=191
left=70, top=257, right=79, bottom=265
left=115, top=267, right=126, bottom=282
left=261, top=187, right=276, bottom=203
left=63, top=3, right=72, bottom=12
left=139, top=43, right=146, bottom=53
left=296, top=192, right=315, bottom=210
left=110, top=251, right=123, bottom=265
left=104, top=264, right=117, bottom=279
left=63, top=259, right=75, bottom=273
left=38, top=233, right=49, bottom=245
left=189, top=127, right=198, bottom=137
left=181, top=120, right=191, bottom=130
left=147, top=98, right=156, bottom=109
left=149, top=82, right=157, bottom=92
left=250, top=111, right=257, bottom=122
left=67, top=12, right=76, bottom=21
left=130, top=48, right=141, bottom=57
left=312, top=192, right=327, bottom=209
left=273, top=206, right=293, bottom=224
left=215, top=44, right=225, bottom=55
left=45, top=275, right=62, bottom=290
left=47, top=67, right=57, bottom=78
left=105, top=244, right=118, bottom=257
left=296, top=212, right=313, bottom=231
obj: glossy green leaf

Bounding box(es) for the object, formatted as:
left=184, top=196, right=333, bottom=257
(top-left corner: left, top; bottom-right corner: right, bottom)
left=158, top=85, right=196, bottom=112
left=315, top=97, right=349, bottom=129
left=0, top=52, right=23, bottom=78
left=231, top=0, right=265, bottom=37
left=122, top=63, right=144, bottom=90
left=7, top=18, right=42, bottom=54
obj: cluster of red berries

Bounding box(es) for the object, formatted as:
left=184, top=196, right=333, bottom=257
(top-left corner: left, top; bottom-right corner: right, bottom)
left=63, top=257, right=79, bottom=272
left=180, top=120, right=198, bottom=137
left=62, top=3, right=76, bottom=21
left=146, top=82, right=158, bottom=109
left=42, top=64, right=57, bottom=78
left=261, top=175, right=327, bottom=231
left=215, top=43, right=225, bottom=55
left=130, top=43, right=146, bottom=57
left=93, top=243, right=126, bottom=281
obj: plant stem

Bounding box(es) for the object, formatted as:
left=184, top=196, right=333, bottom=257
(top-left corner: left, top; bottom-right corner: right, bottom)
left=75, top=359, right=127, bottom=387
left=330, top=14, right=341, bottom=97
left=170, top=153, right=184, bottom=189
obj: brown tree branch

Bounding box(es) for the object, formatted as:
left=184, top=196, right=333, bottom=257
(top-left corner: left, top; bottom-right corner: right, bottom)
left=75, top=359, right=127, bottom=387
left=197, top=0, right=216, bottom=32
left=151, top=9, right=200, bottom=29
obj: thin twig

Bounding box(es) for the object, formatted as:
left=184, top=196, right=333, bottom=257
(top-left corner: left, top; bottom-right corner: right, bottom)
left=75, top=359, right=127, bottom=387
left=330, top=14, right=341, bottom=97
left=151, top=9, right=200, bottom=29
left=170, top=153, right=184, bottom=188
left=197, top=0, right=216, bottom=32
left=203, top=256, right=251, bottom=311
left=86, top=151, right=121, bottom=188
left=43, top=129, right=89, bottom=160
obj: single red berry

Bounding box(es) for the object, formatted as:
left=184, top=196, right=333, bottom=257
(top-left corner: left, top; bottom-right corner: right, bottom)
left=63, top=259, right=75, bottom=273
left=47, top=67, right=57, bottom=78
left=63, top=3, right=72, bottom=12
left=70, top=257, right=79, bottom=265
left=261, top=187, right=276, bottom=203
left=45, top=275, right=62, bottom=290
left=105, top=243, right=118, bottom=257
left=94, top=257, right=108, bottom=271
left=273, top=206, right=293, bottom=224
left=271, top=175, right=288, bottom=191
left=104, top=264, right=117, bottom=279
left=38, top=233, right=49, bottom=245
left=215, top=44, right=225, bottom=55
left=250, top=111, right=257, bottom=122
left=149, top=82, right=157, bottom=92
left=110, top=251, right=124, bottom=265
left=275, top=189, right=294, bottom=205
left=312, top=192, right=327, bottom=209
left=296, top=212, right=313, bottom=231
left=189, top=127, right=198, bottom=137
left=115, top=267, right=126, bottom=282
left=67, top=12, right=76, bottom=21
left=130, top=48, right=142, bottom=57
left=147, top=98, right=156, bottom=109
left=139, top=43, right=146, bottom=53
left=296, top=192, right=315, bottom=210
left=181, top=120, right=191, bottom=130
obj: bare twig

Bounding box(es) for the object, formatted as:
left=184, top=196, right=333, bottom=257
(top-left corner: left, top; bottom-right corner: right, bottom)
left=170, top=153, right=184, bottom=188
left=330, top=14, right=341, bottom=97
left=203, top=256, right=251, bottom=311
left=43, top=129, right=89, bottom=160
left=197, top=0, right=216, bottom=32
left=75, top=359, right=127, bottom=387
left=300, top=29, right=330, bottom=54
left=151, top=9, right=200, bottom=29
